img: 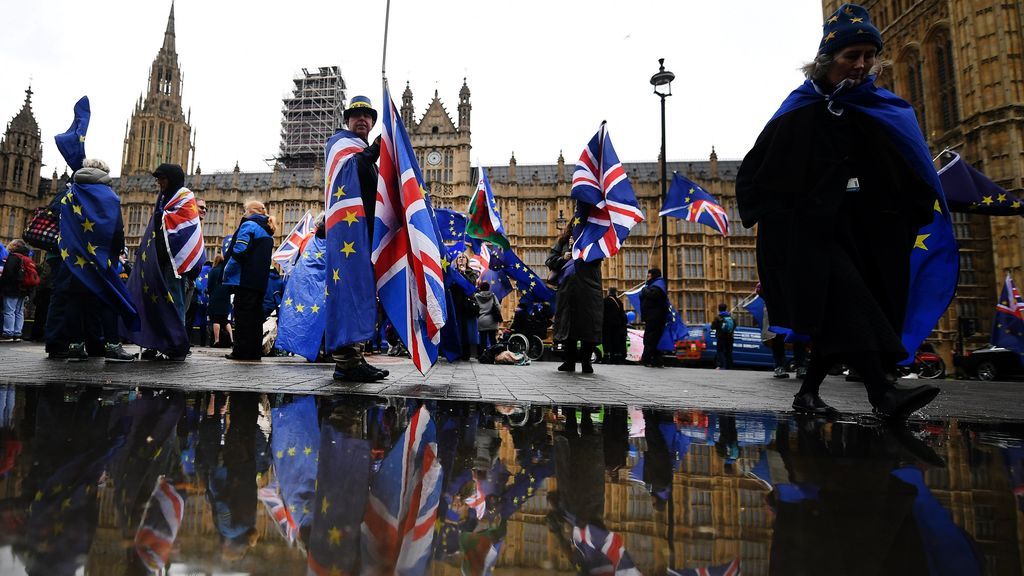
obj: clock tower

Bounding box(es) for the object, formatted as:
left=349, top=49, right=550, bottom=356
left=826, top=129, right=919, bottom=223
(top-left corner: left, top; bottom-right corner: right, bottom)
left=402, top=80, right=472, bottom=200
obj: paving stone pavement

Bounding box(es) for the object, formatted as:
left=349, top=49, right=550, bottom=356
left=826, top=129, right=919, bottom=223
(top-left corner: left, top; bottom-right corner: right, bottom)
left=2, top=341, right=1022, bottom=421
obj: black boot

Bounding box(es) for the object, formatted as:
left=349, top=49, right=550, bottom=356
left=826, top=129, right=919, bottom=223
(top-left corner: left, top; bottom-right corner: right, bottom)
left=580, top=342, right=594, bottom=374
left=872, top=384, right=940, bottom=420
left=558, top=341, right=577, bottom=373
left=792, top=392, right=837, bottom=416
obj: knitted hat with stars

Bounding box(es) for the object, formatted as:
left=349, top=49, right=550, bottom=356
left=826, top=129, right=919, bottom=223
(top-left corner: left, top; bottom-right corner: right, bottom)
left=819, top=3, right=883, bottom=56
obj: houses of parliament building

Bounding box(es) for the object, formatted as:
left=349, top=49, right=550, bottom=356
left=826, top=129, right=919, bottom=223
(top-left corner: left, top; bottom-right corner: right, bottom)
left=4, top=0, right=1024, bottom=359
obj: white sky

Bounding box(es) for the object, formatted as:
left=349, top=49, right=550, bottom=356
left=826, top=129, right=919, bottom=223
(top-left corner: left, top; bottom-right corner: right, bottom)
left=1, top=0, right=824, bottom=178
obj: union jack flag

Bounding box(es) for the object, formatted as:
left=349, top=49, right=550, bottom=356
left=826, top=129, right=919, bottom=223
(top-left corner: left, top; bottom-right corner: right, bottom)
left=464, top=479, right=487, bottom=519
left=361, top=405, right=443, bottom=575
left=272, top=210, right=314, bottom=274
left=668, top=559, right=741, bottom=576
left=993, top=273, right=1024, bottom=354
left=161, top=186, right=206, bottom=277
left=134, top=476, right=185, bottom=571
left=572, top=524, right=642, bottom=575
left=372, top=84, right=448, bottom=374
left=571, top=121, right=645, bottom=261
left=469, top=240, right=491, bottom=275
left=258, top=472, right=298, bottom=545
left=660, top=172, right=730, bottom=236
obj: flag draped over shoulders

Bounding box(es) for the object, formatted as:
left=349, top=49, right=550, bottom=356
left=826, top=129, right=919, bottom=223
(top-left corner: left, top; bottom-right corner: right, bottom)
left=324, top=130, right=378, bottom=351
left=277, top=234, right=328, bottom=361
left=58, top=182, right=139, bottom=329
left=160, top=187, right=206, bottom=277
left=767, top=78, right=958, bottom=362
left=372, top=84, right=448, bottom=374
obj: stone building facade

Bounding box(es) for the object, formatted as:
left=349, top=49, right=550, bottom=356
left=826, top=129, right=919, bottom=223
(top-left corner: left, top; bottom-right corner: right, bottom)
left=820, top=0, right=1024, bottom=356
left=0, top=87, right=44, bottom=247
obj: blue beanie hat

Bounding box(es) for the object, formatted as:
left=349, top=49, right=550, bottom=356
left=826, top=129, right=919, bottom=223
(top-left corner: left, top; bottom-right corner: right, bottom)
left=818, top=3, right=883, bottom=56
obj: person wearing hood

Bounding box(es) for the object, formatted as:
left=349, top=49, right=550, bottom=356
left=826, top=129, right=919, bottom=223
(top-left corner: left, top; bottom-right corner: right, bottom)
left=735, top=3, right=943, bottom=418
left=223, top=200, right=276, bottom=361
left=474, top=281, right=501, bottom=354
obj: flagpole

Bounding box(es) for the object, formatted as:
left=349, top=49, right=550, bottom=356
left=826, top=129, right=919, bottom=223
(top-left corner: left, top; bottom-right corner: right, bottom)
left=381, top=0, right=392, bottom=80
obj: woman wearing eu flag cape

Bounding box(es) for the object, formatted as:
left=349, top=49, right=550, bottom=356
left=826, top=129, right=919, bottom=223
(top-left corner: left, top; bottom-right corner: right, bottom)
left=736, top=3, right=956, bottom=419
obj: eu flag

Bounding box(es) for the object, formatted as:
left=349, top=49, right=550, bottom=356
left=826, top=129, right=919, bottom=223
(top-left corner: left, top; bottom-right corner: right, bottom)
left=58, top=177, right=140, bottom=330
left=659, top=172, right=730, bottom=236
left=270, top=396, right=320, bottom=539
left=490, top=248, right=555, bottom=307
left=324, top=130, right=377, bottom=351
left=54, top=96, right=90, bottom=172
left=435, top=208, right=467, bottom=243
left=992, top=273, right=1024, bottom=355
left=307, top=424, right=370, bottom=575
left=124, top=208, right=189, bottom=356
left=770, top=78, right=958, bottom=363
left=277, top=234, right=328, bottom=361
left=939, top=151, right=1024, bottom=215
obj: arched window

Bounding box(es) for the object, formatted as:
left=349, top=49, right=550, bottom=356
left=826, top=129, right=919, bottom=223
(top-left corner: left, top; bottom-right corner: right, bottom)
left=899, top=48, right=927, bottom=134
left=930, top=29, right=960, bottom=132
left=12, top=159, right=23, bottom=184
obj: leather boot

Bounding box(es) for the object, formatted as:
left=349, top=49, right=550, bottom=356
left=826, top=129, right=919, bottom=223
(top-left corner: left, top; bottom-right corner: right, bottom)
left=580, top=342, right=594, bottom=374
left=871, top=384, right=940, bottom=420
left=558, top=341, right=577, bottom=372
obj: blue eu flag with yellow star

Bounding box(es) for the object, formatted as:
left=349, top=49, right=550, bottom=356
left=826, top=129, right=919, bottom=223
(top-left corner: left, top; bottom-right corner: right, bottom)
left=53, top=96, right=139, bottom=330
left=324, top=130, right=377, bottom=351
left=992, top=273, right=1024, bottom=355
left=277, top=234, right=328, bottom=361
left=939, top=151, right=1024, bottom=215
left=307, top=423, right=371, bottom=575
left=270, top=396, right=320, bottom=538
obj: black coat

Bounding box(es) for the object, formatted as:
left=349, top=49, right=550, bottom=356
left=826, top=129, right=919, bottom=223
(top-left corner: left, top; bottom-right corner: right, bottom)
left=602, top=295, right=627, bottom=352
left=639, top=281, right=669, bottom=327
left=547, top=240, right=603, bottom=343
left=736, top=103, right=933, bottom=360
left=207, top=264, right=232, bottom=316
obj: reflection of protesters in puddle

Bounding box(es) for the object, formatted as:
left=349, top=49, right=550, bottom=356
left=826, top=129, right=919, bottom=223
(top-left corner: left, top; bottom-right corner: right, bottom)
left=768, top=418, right=980, bottom=575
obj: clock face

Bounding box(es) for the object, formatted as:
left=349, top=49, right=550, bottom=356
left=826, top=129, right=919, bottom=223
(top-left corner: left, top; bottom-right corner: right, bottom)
left=427, top=151, right=442, bottom=166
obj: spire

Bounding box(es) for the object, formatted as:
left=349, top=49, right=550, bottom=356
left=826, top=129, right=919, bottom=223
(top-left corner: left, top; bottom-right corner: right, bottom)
left=9, top=84, right=38, bottom=134
left=401, top=81, right=415, bottom=128
left=457, top=78, right=471, bottom=131
left=163, top=2, right=176, bottom=54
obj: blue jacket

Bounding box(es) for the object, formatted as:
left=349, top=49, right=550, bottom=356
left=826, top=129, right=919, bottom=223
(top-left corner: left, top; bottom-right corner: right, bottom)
left=224, top=214, right=274, bottom=293
left=263, top=269, right=285, bottom=316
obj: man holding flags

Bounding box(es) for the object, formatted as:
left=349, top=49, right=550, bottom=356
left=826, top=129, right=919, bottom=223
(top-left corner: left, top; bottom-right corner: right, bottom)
left=323, top=96, right=389, bottom=382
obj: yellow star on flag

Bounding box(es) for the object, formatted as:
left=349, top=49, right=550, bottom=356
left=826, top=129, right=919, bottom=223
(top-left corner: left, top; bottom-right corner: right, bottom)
left=311, top=304, right=320, bottom=313
left=60, top=248, right=69, bottom=259
left=285, top=298, right=293, bottom=307
left=328, top=527, right=342, bottom=546
left=332, top=269, right=340, bottom=283
left=295, top=303, right=305, bottom=313
left=914, top=233, right=931, bottom=250
left=75, top=255, right=87, bottom=268
left=824, top=31, right=836, bottom=42
left=315, top=251, right=324, bottom=259
left=933, top=200, right=941, bottom=213
left=334, top=185, right=346, bottom=199
left=342, top=210, right=359, bottom=225
left=982, top=195, right=994, bottom=205
left=341, top=241, right=356, bottom=257
left=86, top=242, right=97, bottom=255
left=573, top=216, right=581, bottom=225
left=276, top=450, right=284, bottom=458
left=287, top=447, right=297, bottom=457
left=850, top=16, right=863, bottom=23
left=827, top=14, right=838, bottom=23
left=1013, top=201, right=1021, bottom=209
left=150, top=293, right=158, bottom=303
left=141, top=251, right=148, bottom=262
left=305, top=446, right=313, bottom=456
left=72, top=204, right=83, bottom=216
left=998, top=193, right=1007, bottom=203
left=82, top=218, right=95, bottom=232
left=441, top=257, right=451, bottom=271
left=166, top=291, right=174, bottom=303
left=322, top=496, right=330, bottom=514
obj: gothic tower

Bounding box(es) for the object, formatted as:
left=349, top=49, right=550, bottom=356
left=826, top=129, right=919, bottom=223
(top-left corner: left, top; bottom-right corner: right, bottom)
left=120, top=3, right=194, bottom=176
left=0, top=86, right=43, bottom=244
left=458, top=78, right=471, bottom=130
left=404, top=81, right=473, bottom=196
left=400, top=82, right=416, bottom=129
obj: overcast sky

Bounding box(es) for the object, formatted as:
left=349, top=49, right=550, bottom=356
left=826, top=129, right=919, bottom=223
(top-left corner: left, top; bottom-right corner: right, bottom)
left=1, top=0, right=824, bottom=178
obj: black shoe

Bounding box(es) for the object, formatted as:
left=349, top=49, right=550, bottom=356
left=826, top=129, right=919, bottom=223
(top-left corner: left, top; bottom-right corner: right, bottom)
left=873, top=384, right=940, bottom=420
left=67, top=343, right=88, bottom=362
left=47, top=350, right=70, bottom=360
left=225, top=353, right=260, bottom=362
left=792, top=392, right=837, bottom=415
left=104, top=343, right=137, bottom=363
left=557, top=362, right=575, bottom=373
left=333, top=363, right=385, bottom=383
left=581, top=362, right=594, bottom=374
left=140, top=348, right=159, bottom=360
left=361, top=359, right=388, bottom=378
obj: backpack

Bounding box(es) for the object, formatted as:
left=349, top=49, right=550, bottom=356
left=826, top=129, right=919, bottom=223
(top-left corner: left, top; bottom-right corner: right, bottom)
left=16, top=254, right=40, bottom=291
left=720, top=315, right=735, bottom=334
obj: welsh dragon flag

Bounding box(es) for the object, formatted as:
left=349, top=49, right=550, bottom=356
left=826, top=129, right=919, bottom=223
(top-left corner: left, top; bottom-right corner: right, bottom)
left=466, top=167, right=510, bottom=249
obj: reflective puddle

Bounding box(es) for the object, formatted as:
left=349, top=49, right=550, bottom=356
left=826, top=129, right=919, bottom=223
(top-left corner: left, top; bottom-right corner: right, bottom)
left=1, top=384, right=1021, bottom=575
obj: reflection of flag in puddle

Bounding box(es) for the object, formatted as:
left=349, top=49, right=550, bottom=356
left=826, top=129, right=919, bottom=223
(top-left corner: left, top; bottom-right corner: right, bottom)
left=258, top=469, right=298, bottom=545
left=134, top=476, right=185, bottom=571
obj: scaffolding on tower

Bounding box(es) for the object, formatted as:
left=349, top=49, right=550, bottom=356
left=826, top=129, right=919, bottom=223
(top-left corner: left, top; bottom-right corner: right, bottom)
left=277, top=66, right=347, bottom=170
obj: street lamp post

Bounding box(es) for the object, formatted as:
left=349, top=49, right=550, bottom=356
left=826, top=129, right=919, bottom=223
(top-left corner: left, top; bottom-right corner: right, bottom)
left=650, top=58, right=674, bottom=280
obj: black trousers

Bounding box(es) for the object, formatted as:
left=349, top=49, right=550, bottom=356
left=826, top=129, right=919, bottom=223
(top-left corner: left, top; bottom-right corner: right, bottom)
left=231, top=288, right=264, bottom=359
left=641, top=323, right=665, bottom=364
